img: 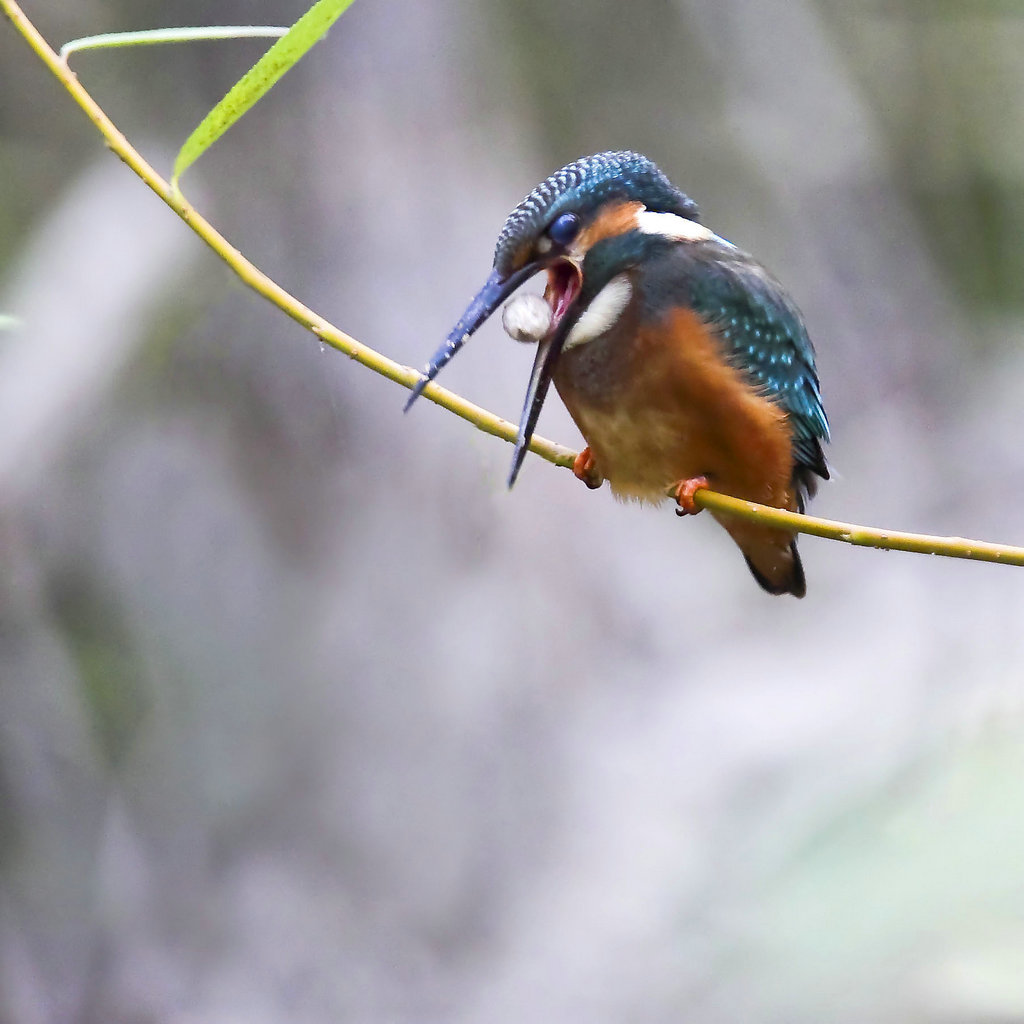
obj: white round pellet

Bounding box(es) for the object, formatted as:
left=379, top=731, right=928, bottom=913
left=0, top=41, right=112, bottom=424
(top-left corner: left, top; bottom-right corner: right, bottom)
left=501, top=294, right=552, bottom=343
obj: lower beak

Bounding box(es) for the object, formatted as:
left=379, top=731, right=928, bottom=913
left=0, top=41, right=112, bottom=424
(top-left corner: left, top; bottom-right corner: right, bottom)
left=404, top=264, right=538, bottom=412
left=506, top=330, right=564, bottom=489
left=506, top=258, right=581, bottom=488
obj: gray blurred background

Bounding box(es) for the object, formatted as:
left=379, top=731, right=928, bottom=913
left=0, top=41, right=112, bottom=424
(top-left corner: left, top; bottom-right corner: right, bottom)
left=3, top=1, right=1024, bottom=1021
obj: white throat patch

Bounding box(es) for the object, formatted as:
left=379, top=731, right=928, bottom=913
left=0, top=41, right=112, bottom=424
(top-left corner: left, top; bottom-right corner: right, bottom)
left=564, top=274, right=633, bottom=350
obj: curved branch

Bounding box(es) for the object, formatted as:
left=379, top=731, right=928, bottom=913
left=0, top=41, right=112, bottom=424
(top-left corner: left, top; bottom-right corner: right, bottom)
left=693, top=490, right=1024, bottom=567
left=0, top=0, right=575, bottom=470
left=4, top=0, right=1023, bottom=571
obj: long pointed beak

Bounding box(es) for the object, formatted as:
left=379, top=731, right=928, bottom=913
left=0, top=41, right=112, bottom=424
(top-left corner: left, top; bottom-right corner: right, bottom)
left=404, top=264, right=537, bottom=412
left=506, top=329, right=565, bottom=489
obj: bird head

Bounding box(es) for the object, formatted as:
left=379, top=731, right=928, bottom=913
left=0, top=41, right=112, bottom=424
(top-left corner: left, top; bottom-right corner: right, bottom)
left=405, top=151, right=701, bottom=486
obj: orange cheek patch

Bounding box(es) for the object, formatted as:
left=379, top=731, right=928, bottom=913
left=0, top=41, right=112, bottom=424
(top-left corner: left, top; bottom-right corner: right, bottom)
left=576, top=201, right=645, bottom=252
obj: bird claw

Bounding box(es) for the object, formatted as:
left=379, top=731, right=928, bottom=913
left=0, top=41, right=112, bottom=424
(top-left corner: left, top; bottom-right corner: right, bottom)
left=573, top=447, right=604, bottom=490
left=674, top=476, right=709, bottom=516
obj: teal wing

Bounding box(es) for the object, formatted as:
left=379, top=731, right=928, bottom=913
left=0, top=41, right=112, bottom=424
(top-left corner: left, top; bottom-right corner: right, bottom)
left=682, top=248, right=830, bottom=504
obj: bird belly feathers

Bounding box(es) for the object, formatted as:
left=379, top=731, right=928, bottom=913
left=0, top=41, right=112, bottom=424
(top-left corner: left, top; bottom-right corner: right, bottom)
left=554, top=307, right=798, bottom=511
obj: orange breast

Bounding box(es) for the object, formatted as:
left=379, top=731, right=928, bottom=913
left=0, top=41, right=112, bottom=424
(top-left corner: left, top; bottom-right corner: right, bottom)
left=554, top=307, right=797, bottom=509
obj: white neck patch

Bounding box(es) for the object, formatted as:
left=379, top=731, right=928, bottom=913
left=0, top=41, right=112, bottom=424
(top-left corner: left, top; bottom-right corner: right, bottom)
left=564, top=273, right=632, bottom=350
left=634, top=209, right=732, bottom=247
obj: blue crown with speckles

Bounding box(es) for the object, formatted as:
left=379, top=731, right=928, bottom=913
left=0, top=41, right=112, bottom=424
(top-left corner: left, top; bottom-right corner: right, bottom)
left=493, top=151, right=699, bottom=274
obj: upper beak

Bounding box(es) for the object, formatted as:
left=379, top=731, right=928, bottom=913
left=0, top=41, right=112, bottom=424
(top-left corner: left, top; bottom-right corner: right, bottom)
left=406, top=256, right=581, bottom=490
left=403, top=263, right=539, bottom=412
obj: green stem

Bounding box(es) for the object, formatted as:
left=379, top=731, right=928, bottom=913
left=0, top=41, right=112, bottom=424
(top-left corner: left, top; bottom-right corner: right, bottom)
left=693, top=490, right=1024, bottom=567
left=0, top=0, right=574, bottom=471
left=60, top=26, right=289, bottom=61
left=4, top=0, right=1023, bottom=571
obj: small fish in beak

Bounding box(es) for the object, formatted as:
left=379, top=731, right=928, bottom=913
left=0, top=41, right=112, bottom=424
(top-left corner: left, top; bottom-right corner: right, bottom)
left=501, top=294, right=552, bottom=343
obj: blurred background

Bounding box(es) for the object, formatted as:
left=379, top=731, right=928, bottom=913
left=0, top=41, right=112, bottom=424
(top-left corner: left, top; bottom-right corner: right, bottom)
left=3, top=1, right=1024, bottom=1021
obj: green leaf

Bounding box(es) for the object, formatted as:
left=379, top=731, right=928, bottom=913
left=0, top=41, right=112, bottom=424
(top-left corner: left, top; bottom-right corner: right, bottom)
left=171, top=0, right=356, bottom=187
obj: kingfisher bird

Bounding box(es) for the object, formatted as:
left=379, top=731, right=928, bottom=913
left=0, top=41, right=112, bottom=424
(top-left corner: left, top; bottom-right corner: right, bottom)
left=405, top=151, right=829, bottom=597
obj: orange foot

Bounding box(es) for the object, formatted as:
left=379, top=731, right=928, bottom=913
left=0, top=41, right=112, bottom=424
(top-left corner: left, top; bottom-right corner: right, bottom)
left=573, top=447, right=604, bottom=490
left=673, top=476, right=709, bottom=516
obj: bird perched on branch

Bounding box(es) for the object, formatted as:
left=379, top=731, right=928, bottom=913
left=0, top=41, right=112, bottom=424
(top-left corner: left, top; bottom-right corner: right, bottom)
left=406, top=151, right=829, bottom=597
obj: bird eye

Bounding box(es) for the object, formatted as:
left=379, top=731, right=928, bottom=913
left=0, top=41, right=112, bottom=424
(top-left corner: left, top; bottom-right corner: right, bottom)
left=547, top=212, right=580, bottom=246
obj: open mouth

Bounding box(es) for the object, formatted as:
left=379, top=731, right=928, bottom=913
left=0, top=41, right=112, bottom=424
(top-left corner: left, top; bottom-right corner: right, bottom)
left=544, top=260, right=582, bottom=334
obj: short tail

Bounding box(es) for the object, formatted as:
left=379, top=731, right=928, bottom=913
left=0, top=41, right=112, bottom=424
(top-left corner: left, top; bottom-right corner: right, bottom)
left=716, top=518, right=806, bottom=598
left=743, top=541, right=805, bottom=598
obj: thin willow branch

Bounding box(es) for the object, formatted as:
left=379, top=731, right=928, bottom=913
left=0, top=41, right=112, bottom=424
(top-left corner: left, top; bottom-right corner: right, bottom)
left=60, top=26, right=288, bottom=61
left=4, top=0, right=1024, bottom=571
left=0, top=0, right=574, bottom=471
left=692, top=490, right=1024, bottom=567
